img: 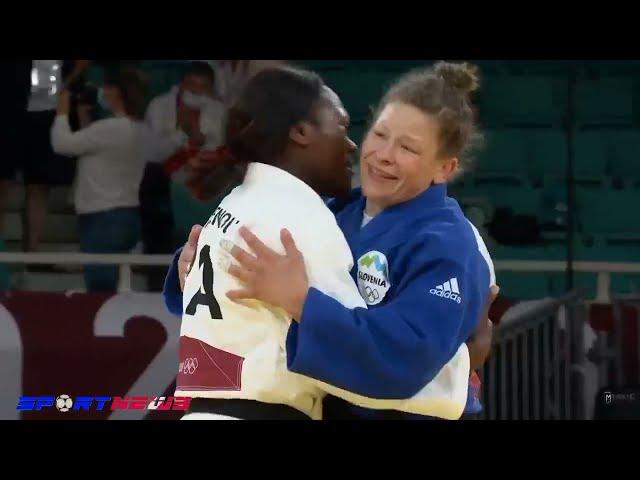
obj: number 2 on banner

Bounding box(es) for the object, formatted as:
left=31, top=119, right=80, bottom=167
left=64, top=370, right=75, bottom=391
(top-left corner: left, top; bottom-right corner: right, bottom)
left=94, top=292, right=180, bottom=420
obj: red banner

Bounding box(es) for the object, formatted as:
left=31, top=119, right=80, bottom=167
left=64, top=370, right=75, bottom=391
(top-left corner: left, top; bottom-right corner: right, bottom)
left=0, top=291, right=183, bottom=420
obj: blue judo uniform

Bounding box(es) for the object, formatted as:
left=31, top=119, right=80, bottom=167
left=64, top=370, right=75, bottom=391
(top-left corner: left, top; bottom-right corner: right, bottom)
left=164, top=183, right=492, bottom=419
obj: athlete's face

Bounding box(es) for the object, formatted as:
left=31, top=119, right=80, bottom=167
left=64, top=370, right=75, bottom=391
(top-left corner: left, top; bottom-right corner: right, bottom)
left=305, top=87, right=357, bottom=199
left=360, top=102, right=458, bottom=212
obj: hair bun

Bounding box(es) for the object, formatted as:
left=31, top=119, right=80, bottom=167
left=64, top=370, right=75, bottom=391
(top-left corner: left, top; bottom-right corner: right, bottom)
left=434, top=61, right=480, bottom=95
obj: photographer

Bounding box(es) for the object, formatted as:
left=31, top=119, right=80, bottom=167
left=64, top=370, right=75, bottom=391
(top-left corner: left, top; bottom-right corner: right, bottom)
left=1, top=60, right=89, bottom=254
left=51, top=68, right=150, bottom=292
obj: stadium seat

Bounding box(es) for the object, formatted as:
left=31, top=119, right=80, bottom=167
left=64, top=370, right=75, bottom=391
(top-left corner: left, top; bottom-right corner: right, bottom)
left=322, top=71, right=396, bottom=122
left=574, top=130, right=610, bottom=185
left=576, top=187, right=640, bottom=241
left=610, top=274, right=640, bottom=294
left=474, top=185, right=544, bottom=217
left=526, top=129, right=568, bottom=183
left=496, top=271, right=552, bottom=300
left=605, top=129, right=640, bottom=184
left=474, top=129, right=529, bottom=185
left=575, top=76, right=634, bottom=126
left=477, top=75, right=567, bottom=126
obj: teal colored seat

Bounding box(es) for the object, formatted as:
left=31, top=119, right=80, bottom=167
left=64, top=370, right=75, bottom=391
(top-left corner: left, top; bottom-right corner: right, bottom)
left=474, top=129, right=528, bottom=185
left=321, top=71, right=395, bottom=122
left=477, top=75, right=567, bottom=126
left=576, top=187, right=640, bottom=240
left=574, top=241, right=640, bottom=262
left=492, top=244, right=567, bottom=261
left=526, top=129, right=568, bottom=182
left=610, top=274, right=640, bottom=294
left=475, top=185, right=543, bottom=216
left=605, top=129, right=640, bottom=182
left=574, top=130, right=609, bottom=184
left=575, top=76, right=634, bottom=126
left=495, top=271, right=552, bottom=300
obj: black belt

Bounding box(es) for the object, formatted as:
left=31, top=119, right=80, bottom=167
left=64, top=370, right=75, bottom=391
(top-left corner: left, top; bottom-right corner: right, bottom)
left=187, top=398, right=311, bottom=420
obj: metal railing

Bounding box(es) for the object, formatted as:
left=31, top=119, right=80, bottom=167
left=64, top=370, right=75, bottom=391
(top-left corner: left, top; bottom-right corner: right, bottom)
left=480, top=291, right=588, bottom=420
left=588, top=294, right=640, bottom=391
left=0, top=252, right=174, bottom=292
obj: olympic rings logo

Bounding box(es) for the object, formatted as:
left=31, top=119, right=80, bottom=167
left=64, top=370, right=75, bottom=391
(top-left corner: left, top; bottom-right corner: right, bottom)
left=364, top=286, right=380, bottom=303
left=181, top=357, right=199, bottom=375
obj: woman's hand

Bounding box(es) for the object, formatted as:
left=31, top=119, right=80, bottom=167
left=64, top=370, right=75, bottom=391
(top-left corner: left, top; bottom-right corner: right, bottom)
left=225, top=227, right=309, bottom=321
left=179, top=225, right=203, bottom=291
left=57, top=89, right=71, bottom=116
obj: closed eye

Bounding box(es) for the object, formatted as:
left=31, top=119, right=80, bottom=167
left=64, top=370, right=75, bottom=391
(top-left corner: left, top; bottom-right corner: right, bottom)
left=401, top=144, right=419, bottom=154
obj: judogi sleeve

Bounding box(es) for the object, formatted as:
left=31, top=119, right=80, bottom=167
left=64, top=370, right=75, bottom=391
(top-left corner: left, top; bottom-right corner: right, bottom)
left=163, top=248, right=183, bottom=316
left=287, top=237, right=477, bottom=402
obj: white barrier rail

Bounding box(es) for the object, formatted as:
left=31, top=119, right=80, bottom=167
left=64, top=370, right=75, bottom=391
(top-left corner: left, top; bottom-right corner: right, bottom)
left=0, top=253, right=174, bottom=292
left=495, top=261, right=640, bottom=303
left=0, top=254, right=638, bottom=299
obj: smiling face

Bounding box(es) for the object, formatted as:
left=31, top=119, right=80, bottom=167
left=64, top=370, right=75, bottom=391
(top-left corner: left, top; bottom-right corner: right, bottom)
left=360, top=101, right=459, bottom=214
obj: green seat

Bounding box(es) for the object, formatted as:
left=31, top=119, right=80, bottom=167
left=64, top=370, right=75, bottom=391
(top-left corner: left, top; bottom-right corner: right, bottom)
left=477, top=74, right=567, bottom=126
left=574, top=241, right=640, bottom=262
left=526, top=129, right=568, bottom=182
left=610, top=274, right=640, bottom=294
left=474, top=129, right=528, bottom=185
left=496, top=271, right=552, bottom=300
left=605, top=129, right=640, bottom=182
left=574, top=130, right=609, bottom=184
left=492, top=244, right=567, bottom=261
left=575, top=76, right=634, bottom=126
left=475, top=185, right=543, bottom=216
left=576, top=187, right=640, bottom=240
left=322, top=71, right=396, bottom=122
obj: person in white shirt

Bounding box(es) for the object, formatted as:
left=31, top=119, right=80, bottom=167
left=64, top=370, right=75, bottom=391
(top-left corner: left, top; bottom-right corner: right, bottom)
left=51, top=68, right=151, bottom=292
left=141, top=61, right=226, bottom=290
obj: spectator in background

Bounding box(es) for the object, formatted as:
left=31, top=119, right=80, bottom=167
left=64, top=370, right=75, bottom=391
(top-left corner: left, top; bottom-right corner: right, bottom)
left=0, top=61, right=32, bottom=243
left=0, top=60, right=89, bottom=255
left=141, top=61, right=225, bottom=290
left=213, top=60, right=286, bottom=107
left=51, top=68, right=150, bottom=292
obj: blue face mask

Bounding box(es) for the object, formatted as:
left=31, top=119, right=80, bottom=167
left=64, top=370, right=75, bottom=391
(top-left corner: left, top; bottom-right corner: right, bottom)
left=97, top=87, right=109, bottom=111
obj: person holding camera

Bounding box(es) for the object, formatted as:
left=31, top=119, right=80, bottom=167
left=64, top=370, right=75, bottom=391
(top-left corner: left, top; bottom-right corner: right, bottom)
left=0, top=60, right=89, bottom=255
left=51, top=68, right=151, bottom=292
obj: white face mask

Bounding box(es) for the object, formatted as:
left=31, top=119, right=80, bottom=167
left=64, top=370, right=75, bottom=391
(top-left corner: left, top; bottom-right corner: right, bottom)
left=97, top=87, right=109, bottom=111
left=182, top=90, right=210, bottom=109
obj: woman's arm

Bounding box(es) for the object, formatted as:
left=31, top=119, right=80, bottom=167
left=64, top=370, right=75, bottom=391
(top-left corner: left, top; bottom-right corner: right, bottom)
left=51, top=92, right=127, bottom=157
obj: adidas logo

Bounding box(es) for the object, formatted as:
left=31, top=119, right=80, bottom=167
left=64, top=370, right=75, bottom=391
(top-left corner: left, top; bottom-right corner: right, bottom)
left=429, top=277, right=462, bottom=304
